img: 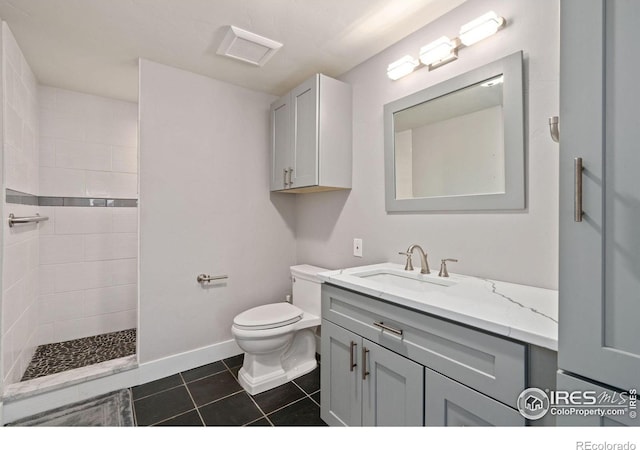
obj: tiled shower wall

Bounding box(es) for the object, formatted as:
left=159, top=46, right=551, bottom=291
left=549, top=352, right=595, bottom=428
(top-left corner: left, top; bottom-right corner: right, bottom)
left=37, top=87, right=138, bottom=345
left=2, top=23, right=40, bottom=386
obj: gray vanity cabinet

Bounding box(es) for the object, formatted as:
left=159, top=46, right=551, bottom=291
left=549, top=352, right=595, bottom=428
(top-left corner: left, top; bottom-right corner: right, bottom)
left=270, top=73, right=352, bottom=193
left=558, top=0, right=640, bottom=407
left=321, top=320, right=423, bottom=427
left=321, top=284, right=531, bottom=427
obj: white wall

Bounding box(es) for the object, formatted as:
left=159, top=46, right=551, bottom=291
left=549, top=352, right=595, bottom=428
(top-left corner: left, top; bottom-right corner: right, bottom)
left=37, top=87, right=138, bottom=344
left=295, top=0, right=559, bottom=289
left=138, top=59, right=296, bottom=363
left=2, top=22, right=40, bottom=386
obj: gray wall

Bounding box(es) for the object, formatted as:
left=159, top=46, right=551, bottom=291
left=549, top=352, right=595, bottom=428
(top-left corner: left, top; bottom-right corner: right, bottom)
left=295, top=0, right=560, bottom=289
left=138, top=60, right=297, bottom=363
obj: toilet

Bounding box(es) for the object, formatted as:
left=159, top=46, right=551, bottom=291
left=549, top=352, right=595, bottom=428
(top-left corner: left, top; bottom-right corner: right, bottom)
left=231, top=264, right=326, bottom=395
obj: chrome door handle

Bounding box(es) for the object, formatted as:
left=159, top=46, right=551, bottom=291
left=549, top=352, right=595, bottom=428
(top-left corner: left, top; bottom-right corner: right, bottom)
left=574, top=157, right=583, bottom=222
left=349, top=341, right=357, bottom=371
left=362, top=347, right=370, bottom=380
left=373, top=321, right=403, bottom=336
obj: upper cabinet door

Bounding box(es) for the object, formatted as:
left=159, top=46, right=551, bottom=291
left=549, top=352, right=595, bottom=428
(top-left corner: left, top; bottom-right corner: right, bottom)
left=559, top=0, right=640, bottom=390
left=291, top=75, right=319, bottom=188
left=270, top=94, right=292, bottom=191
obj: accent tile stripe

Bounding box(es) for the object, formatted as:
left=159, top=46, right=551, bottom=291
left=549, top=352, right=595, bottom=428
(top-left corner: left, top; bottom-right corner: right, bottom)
left=6, top=189, right=137, bottom=207
left=6, top=189, right=39, bottom=206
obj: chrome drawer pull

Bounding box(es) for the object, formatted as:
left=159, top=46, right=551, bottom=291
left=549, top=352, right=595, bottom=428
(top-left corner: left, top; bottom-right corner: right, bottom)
left=574, top=157, right=583, bottom=222
left=362, top=347, right=370, bottom=380
left=373, top=321, right=403, bottom=336
left=349, top=341, right=357, bottom=371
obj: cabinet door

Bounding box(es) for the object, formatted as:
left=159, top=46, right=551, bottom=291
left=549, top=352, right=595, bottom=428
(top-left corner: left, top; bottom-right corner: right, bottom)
left=362, top=340, right=423, bottom=426
left=559, top=0, right=640, bottom=390
left=270, top=94, right=291, bottom=191
left=424, top=368, right=525, bottom=426
left=290, top=76, right=319, bottom=188
left=556, top=372, right=638, bottom=427
left=320, top=320, right=362, bottom=426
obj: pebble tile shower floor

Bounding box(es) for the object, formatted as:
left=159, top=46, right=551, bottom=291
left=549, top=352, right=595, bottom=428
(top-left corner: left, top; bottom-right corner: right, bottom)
left=21, top=329, right=137, bottom=381
left=131, top=354, right=326, bottom=426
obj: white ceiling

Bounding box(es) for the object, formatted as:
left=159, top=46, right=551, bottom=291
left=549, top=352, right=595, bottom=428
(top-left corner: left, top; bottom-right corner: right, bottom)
left=0, top=0, right=465, bottom=102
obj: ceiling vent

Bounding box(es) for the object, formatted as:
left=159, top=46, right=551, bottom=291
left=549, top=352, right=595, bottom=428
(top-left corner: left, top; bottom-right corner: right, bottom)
left=217, top=26, right=283, bottom=66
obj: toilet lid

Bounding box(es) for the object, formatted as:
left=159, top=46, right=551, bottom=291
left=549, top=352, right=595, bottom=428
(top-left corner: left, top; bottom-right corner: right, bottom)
left=233, top=303, right=303, bottom=330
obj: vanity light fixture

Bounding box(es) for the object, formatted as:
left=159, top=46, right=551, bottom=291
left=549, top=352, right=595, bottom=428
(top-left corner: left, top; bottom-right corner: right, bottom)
left=419, top=36, right=458, bottom=68
left=459, top=11, right=505, bottom=47
left=386, top=11, right=506, bottom=80
left=387, top=55, right=419, bottom=80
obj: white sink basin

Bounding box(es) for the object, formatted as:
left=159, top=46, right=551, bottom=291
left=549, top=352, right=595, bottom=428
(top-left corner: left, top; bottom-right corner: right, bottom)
left=352, top=267, right=456, bottom=293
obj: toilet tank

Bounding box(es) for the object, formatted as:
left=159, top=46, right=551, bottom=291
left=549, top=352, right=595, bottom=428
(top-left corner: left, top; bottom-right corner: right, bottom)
left=291, top=264, right=327, bottom=317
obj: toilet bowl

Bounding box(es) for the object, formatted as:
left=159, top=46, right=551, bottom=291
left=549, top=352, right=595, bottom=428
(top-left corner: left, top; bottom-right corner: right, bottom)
left=231, top=265, right=326, bottom=395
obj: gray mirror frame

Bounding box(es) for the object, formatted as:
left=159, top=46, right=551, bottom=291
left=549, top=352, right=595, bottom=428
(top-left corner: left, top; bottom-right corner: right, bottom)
left=384, top=51, right=524, bottom=212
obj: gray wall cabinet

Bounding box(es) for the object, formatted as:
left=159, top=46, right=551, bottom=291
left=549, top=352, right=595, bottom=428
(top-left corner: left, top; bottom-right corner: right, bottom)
left=320, top=284, right=552, bottom=426
left=558, top=0, right=640, bottom=399
left=270, top=74, right=352, bottom=193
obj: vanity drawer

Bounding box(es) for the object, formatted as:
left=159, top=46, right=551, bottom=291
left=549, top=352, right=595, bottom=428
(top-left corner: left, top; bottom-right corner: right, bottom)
left=322, top=284, right=526, bottom=408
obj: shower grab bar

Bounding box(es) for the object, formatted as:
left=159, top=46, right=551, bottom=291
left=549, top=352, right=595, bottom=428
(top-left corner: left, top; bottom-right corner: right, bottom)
left=8, top=213, right=49, bottom=227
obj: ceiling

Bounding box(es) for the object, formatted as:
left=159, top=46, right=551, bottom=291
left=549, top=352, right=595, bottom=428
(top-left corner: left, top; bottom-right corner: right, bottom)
left=0, top=0, right=465, bottom=102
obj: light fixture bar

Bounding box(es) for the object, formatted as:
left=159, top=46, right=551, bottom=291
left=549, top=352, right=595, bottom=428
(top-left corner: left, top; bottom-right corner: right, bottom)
left=419, top=36, right=458, bottom=67
left=386, top=11, right=506, bottom=80
left=387, top=55, right=419, bottom=80
left=459, top=11, right=505, bottom=46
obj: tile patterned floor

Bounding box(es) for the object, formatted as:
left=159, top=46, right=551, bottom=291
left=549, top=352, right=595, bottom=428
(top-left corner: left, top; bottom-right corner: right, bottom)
left=21, top=329, right=137, bottom=382
left=131, top=354, right=326, bottom=426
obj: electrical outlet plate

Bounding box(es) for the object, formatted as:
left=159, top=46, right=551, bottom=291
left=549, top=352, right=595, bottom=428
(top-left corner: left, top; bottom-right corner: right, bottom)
left=353, top=238, right=363, bottom=257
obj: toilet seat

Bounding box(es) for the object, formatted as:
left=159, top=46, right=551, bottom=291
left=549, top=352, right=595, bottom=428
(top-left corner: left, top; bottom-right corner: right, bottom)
left=233, top=303, right=303, bottom=330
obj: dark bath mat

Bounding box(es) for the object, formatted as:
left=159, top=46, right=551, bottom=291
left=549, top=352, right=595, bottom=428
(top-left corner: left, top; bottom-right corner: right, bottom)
left=6, top=389, right=134, bottom=426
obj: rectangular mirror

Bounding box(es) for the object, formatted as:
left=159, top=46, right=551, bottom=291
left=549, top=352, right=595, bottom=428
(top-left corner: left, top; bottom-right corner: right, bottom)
left=384, top=51, right=524, bottom=212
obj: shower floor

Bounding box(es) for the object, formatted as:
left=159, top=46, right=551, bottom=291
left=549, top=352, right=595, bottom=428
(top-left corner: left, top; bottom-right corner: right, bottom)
left=21, top=329, right=136, bottom=382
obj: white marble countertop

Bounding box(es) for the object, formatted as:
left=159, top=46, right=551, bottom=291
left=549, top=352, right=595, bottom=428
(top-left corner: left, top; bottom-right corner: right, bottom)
left=317, top=263, right=558, bottom=351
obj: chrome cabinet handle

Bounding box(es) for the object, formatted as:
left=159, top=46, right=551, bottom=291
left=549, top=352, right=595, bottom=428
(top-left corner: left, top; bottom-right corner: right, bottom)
left=349, top=341, right=357, bottom=372
left=574, top=157, right=583, bottom=222
left=373, top=321, right=403, bottom=336
left=287, top=167, right=293, bottom=187
left=283, top=168, right=289, bottom=188
left=362, top=347, right=370, bottom=380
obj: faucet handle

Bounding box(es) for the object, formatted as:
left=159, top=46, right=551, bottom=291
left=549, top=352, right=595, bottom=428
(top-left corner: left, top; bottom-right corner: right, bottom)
left=398, top=252, right=414, bottom=271
left=438, top=259, right=458, bottom=277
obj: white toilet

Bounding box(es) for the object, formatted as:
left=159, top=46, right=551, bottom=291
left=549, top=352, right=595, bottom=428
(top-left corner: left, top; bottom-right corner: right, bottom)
left=231, top=264, right=326, bottom=395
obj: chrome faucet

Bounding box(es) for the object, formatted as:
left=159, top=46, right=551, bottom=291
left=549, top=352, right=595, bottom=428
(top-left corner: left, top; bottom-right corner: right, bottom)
left=398, top=244, right=430, bottom=274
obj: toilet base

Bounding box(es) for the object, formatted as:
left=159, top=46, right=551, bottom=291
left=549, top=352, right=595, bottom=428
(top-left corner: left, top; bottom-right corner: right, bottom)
left=238, top=358, right=317, bottom=395
left=236, top=327, right=318, bottom=395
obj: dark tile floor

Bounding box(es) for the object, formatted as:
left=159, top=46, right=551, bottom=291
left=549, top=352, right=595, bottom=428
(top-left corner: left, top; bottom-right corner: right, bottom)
left=131, top=354, right=326, bottom=426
